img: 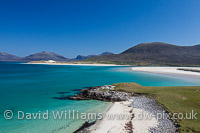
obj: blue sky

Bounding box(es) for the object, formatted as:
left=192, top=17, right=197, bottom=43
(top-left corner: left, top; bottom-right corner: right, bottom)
left=0, top=0, right=200, bottom=58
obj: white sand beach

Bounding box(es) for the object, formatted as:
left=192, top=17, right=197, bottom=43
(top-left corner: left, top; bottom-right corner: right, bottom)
left=27, top=62, right=126, bottom=66
left=90, top=100, right=158, bottom=133
left=131, top=67, right=200, bottom=78
left=131, top=108, right=158, bottom=132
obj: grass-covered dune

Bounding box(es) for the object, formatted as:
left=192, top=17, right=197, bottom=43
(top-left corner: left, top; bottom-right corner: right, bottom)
left=113, top=83, right=200, bottom=132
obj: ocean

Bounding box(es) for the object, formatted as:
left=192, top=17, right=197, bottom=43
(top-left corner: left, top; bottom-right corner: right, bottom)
left=0, top=62, right=199, bottom=132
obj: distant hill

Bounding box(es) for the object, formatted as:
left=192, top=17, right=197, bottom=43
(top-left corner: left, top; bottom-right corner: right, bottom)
left=0, top=52, right=21, bottom=61
left=86, top=42, right=200, bottom=66
left=75, top=55, right=96, bottom=60
left=100, top=52, right=114, bottom=56
left=0, top=51, right=114, bottom=62
left=22, top=51, right=69, bottom=61
left=74, top=52, right=114, bottom=60
left=2, top=43, right=200, bottom=66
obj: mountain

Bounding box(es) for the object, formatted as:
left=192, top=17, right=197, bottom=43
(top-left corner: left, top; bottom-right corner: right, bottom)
left=22, top=51, right=69, bottom=61
left=86, top=42, right=200, bottom=66
left=75, top=55, right=96, bottom=60
left=100, top=52, right=114, bottom=56
left=0, top=52, right=21, bottom=61
left=75, top=52, right=113, bottom=60
left=2, top=43, right=200, bottom=65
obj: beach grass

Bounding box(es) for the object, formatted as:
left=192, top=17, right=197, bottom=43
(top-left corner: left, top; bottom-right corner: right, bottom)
left=113, top=83, right=200, bottom=132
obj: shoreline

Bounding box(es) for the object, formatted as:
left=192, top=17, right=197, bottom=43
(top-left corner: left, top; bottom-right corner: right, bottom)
left=25, top=62, right=128, bottom=66
left=89, top=100, right=134, bottom=133
left=131, top=67, right=200, bottom=79
left=74, top=102, right=115, bottom=133
left=78, top=96, right=177, bottom=133
left=72, top=85, right=177, bottom=133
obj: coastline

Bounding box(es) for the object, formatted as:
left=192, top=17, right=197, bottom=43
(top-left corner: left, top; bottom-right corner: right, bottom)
left=131, top=67, right=200, bottom=79
left=26, top=62, right=128, bottom=66
left=89, top=100, right=134, bottom=133
left=72, top=85, right=177, bottom=133
left=78, top=97, right=176, bottom=133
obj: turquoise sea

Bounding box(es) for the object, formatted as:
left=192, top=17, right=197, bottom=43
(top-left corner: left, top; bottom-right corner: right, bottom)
left=0, top=62, right=200, bottom=132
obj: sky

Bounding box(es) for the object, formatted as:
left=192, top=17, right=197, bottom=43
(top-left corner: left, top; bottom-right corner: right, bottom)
left=0, top=0, right=200, bottom=58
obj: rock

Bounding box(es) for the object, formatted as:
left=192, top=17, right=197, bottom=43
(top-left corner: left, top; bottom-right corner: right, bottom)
left=69, top=85, right=130, bottom=102
left=74, top=121, right=96, bottom=133
left=68, top=96, right=90, bottom=100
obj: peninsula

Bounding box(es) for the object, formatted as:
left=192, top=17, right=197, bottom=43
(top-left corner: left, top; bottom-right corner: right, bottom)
left=69, top=83, right=200, bottom=132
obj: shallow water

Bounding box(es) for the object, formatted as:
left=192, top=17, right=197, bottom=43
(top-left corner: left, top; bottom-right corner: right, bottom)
left=0, top=62, right=199, bottom=132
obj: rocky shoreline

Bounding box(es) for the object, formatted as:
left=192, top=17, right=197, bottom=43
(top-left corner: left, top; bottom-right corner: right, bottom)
left=131, top=96, right=178, bottom=132
left=69, top=85, right=133, bottom=102
left=70, top=85, right=178, bottom=133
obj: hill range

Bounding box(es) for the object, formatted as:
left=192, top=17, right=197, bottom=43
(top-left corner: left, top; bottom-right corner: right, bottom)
left=1, top=42, right=200, bottom=66
left=0, top=51, right=113, bottom=62
left=85, top=42, right=200, bottom=66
